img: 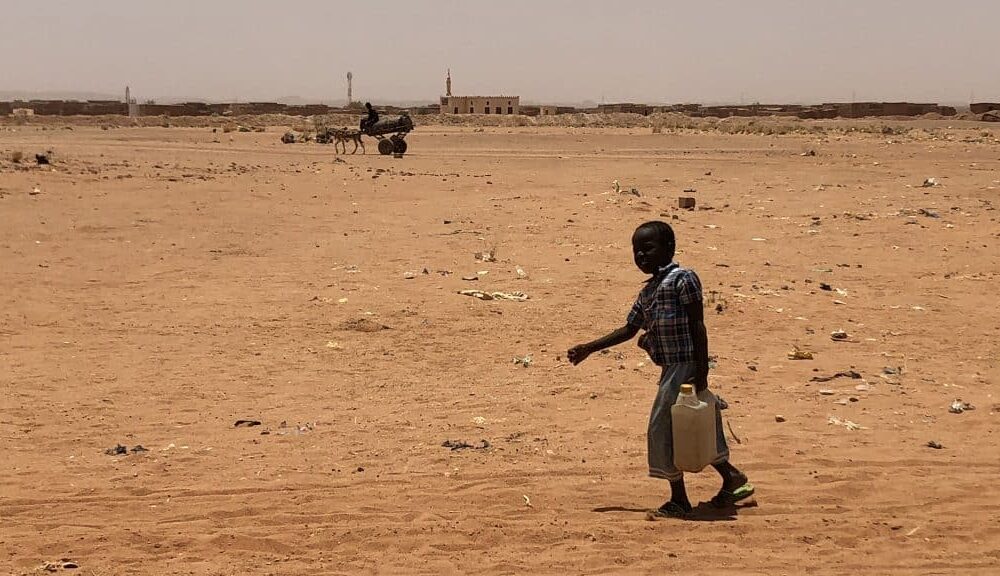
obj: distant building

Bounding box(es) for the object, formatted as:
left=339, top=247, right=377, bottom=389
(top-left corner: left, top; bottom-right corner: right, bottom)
left=538, top=105, right=558, bottom=116
left=441, top=95, right=519, bottom=115
left=597, top=103, right=650, bottom=115
left=439, top=70, right=520, bottom=115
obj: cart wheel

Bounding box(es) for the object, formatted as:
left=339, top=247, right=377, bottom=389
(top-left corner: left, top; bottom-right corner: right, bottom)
left=377, top=139, right=394, bottom=155
left=392, top=138, right=407, bottom=155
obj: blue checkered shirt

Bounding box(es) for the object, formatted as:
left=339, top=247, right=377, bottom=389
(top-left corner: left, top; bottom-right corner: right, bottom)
left=626, top=263, right=703, bottom=366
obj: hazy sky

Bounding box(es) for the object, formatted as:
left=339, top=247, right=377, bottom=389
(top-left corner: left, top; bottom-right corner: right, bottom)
left=3, top=0, right=998, bottom=104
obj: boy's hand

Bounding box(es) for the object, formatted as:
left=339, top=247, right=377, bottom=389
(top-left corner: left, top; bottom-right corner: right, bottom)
left=694, top=372, right=709, bottom=392
left=694, top=363, right=709, bottom=392
left=567, top=344, right=593, bottom=365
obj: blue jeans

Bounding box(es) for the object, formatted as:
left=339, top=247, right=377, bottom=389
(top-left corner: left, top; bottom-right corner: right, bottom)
left=648, top=361, right=730, bottom=481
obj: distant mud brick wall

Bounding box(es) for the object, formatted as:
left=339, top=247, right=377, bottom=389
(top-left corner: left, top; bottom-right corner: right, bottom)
left=970, top=103, right=1000, bottom=114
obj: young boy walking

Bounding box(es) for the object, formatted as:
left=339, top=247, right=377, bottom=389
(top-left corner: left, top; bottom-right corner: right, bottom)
left=568, top=221, right=753, bottom=517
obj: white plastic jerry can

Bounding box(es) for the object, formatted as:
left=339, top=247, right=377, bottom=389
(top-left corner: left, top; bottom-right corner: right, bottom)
left=671, top=383, right=719, bottom=472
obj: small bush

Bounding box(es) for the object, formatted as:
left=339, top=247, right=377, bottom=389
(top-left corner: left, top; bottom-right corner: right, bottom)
left=10, top=151, right=23, bottom=163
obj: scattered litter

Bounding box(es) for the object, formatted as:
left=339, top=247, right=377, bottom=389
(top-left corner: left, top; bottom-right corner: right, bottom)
left=458, top=290, right=528, bottom=301
left=819, top=283, right=833, bottom=291
left=461, top=275, right=478, bottom=281
left=515, top=266, right=527, bottom=278
left=926, top=441, right=943, bottom=449
left=442, top=439, right=490, bottom=451
left=751, top=237, right=767, bottom=242
left=403, top=271, right=416, bottom=279
left=474, top=249, right=497, bottom=262
left=35, top=153, right=50, bottom=165
left=472, top=416, right=487, bottom=426
left=105, top=444, right=147, bottom=456
left=336, top=318, right=391, bottom=332
left=918, top=208, right=940, bottom=218
left=921, top=178, right=938, bottom=187
left=523, top=494, right=533, bottom=508
left=828, top=416, right=866, bottom=430
left=811, top=370, right=861, bottom=382
left=325, top=341, right=343, bottom=350
left=949, top=400, right=974, bottom=414
left=905, top=526, right=921, bottom=537
left=281, top=132, right=296, bottom=144
left=800, top=150, right=816, bottom=156
left=830, top=330, right=849, bottom=341
left=234, top=420, right=262, bottom=428
left=787, top=346, right=814, bottom=360
left=775, top=415, right=786, bottom=423
left=883, top=366, right=901, bottom=375
left=513, top=354, right=533, bottom=368
left=678, top=196, right=696, bottom=209
left=39, top=560, right=79, bottom=572
left=854, top=383, right=871, bottom=392
left=819, top=389, right=836, bottom=396
left=30, top=187, right=41, bottom=196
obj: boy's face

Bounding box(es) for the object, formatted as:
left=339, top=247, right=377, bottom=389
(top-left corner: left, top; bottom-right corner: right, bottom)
left=632, top=227, right=673, bottom=274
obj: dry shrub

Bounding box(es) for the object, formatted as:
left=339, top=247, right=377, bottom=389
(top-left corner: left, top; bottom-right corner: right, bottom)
left=10, top=150, right=23, bottom=163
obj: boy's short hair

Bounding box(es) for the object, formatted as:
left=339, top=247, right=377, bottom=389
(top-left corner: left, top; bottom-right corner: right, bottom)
left=635, top=221, right=676, bottom=249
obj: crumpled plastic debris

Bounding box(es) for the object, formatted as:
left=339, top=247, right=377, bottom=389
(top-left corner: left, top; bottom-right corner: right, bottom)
left=458, top=290, right=528, bottom=301
left=788, top=346, right=814, bottom=360
left=474, top=249, right=497, bottom=262
left=513, top=354, right=533, bottom=367
left=828, top=416, right=866, bottom=430
left=39, top=560, right=79, bottom=572
left=949, top=400, right=974, bottom=414
left=810, top=370, right=861, bottom=382
left=441, top=439, right=491, bottom=451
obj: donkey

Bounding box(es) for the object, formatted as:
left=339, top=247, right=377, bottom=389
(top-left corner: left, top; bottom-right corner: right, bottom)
left=331, top=128, right=365, bottom=155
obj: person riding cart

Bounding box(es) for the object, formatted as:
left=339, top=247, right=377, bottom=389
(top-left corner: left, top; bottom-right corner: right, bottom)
left=360, top=102, right=379, bottom=132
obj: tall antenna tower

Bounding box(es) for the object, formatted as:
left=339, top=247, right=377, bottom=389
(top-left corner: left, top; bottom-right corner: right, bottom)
left=347, top=72, right=353, bottom=105
left=125, top=85, right=138, bottom=118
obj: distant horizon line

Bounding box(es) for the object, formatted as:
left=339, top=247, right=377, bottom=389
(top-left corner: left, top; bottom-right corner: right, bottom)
left=0, top=90, right=986, bottom=108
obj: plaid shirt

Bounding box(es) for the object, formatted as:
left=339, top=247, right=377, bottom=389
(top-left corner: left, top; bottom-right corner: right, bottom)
left=626, top=263, right=703, bottom=366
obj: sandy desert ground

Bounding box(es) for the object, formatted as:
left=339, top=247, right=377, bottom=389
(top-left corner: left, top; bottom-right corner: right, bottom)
left=2, top=121, right=999, bottom=575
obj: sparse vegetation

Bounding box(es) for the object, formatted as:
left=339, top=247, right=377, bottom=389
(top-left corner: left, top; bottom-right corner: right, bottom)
left=10, top=150, right=23, bottom=163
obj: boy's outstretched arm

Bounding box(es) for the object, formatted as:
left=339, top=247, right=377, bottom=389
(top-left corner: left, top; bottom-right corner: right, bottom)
left=685, top=301, right=710, bottom=391
left=567, top=324, right=640, bottom=365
